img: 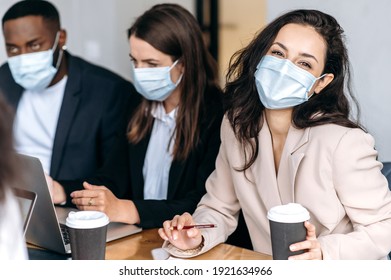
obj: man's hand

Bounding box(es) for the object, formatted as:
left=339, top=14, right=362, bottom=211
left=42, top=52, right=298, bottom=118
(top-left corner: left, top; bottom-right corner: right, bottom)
left=45, top=173, right=66, bottom=204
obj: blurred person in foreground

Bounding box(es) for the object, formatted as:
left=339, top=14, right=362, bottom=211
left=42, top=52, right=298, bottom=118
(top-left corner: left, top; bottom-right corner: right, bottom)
left=0, top=92, right=27, bottom=260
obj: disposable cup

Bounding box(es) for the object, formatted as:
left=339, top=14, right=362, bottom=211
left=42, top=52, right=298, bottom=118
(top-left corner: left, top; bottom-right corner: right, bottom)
left=65, top=211, right=109, bottom=260
left=267, top=203, right=310, bottom=260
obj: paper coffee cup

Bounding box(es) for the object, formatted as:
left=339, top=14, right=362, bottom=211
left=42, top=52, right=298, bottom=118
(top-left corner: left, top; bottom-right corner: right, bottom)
left=66, top=211, right=109, bottom=260
left=267, top=203, right=310, bottom=260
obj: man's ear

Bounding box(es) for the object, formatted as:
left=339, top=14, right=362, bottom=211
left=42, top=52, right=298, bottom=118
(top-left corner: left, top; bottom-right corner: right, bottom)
left=59, top=29, right=67, bottom=50
left=314, top=73, right=334, bottom=94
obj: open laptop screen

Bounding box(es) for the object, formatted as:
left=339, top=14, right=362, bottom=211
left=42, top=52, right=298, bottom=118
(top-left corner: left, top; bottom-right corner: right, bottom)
left=13, top=187, right=37, bottom=235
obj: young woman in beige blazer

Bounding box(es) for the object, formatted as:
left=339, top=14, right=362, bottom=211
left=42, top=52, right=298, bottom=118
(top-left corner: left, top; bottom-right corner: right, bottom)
left=159, top=9, right=391, bottom=260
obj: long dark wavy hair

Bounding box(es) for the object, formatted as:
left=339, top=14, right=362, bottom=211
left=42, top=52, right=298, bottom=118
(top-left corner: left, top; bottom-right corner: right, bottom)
left=224, top=9, right=362, bottom=171
left=0, top=92, right=18, bottom=202
left=127, top=3, right=220, bottom=161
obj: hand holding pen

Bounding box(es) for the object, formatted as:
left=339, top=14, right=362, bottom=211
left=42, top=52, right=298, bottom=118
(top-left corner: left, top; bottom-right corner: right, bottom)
left=169, top=224, right=217, bottom=230
left=159, top=212, right=211, bottom=251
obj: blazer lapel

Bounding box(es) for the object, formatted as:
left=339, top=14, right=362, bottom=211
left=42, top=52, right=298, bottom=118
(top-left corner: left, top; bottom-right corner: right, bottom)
left=1, top=63, right=24, bottom=108
left=128, top=131, right=150, bottom=200
left=251, top=121, right=282, bottom=209
left=277, top=126, right=310, bottom=204
left=167, top=159, right=186, bottom=200
left=128, top=119, right=184, bottom=200
left=50, top=54, right=81, bottom=177
left=7, top=85, right=23, bottom=108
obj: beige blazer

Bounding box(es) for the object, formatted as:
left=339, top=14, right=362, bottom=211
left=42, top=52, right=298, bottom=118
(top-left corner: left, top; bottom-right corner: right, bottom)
left=166, top=116, right=391, bottom=259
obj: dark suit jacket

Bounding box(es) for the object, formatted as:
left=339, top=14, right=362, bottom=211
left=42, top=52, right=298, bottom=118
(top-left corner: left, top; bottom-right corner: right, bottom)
left=0, top=52, right=135, bottom=181
left=62, top=86, right=224, bottom=229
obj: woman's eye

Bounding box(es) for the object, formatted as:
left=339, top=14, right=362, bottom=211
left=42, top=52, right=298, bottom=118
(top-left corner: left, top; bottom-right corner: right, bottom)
left=148, top=63, right=158, bottom=67
left=298, top=61, right=311, bottom=69
left=271, top=50, right=284, bottom=57
left=130, top=58, right=138, bottom=67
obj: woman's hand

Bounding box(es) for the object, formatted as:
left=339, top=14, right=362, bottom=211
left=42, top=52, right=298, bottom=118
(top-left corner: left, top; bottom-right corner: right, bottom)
left=71, top=182, right=140, bottom=224
left=70, top=181, right=117, bottom=213
left=288, top=221, right=323, bottom=260
left=158, top=212, right=203, bottom=251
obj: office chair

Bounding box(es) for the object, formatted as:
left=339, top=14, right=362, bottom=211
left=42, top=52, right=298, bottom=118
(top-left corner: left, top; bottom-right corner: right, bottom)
left=382, top=162, right=391, bottom=190
left=381, top=162, right=391, bottom=259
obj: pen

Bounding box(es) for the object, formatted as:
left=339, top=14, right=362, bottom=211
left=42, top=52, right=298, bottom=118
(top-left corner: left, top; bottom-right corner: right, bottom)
left=170, top=224, right=217, bottom=230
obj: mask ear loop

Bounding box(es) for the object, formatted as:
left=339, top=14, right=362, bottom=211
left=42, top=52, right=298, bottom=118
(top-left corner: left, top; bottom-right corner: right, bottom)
left=55, top=48, right=64, bottom=69
left=52, top=31, right=64, bottom=69
left=169, top=59, right=180, bottom=70
left=51, top=31, right=61, bottom=51
left=168, top=59, right=183, bottom=86
left=307, top=73, right=328, bottom=99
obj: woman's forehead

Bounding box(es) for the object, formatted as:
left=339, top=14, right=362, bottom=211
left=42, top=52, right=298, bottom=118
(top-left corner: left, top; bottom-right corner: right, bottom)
left=273, top=23, right=327, bottom=62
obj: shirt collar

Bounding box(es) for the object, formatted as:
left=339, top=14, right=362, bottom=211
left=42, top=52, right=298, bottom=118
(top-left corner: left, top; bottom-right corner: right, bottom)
left=151, top=102, right=177, bottom=123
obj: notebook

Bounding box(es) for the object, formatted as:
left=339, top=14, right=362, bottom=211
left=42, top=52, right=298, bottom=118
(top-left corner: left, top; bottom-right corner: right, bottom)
left=16, top=153, right=142, bottom=254
left=13, top=187, right=37, bottom=236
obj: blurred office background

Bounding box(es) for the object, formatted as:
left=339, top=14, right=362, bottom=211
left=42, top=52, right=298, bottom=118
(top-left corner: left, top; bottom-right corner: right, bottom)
left=0, top=0, right=390, bottom=161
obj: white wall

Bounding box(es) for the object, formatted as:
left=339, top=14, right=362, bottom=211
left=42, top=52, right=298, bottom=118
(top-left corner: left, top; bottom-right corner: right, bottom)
left=0, top=0, right=194, bottom=81
left=2, top=0, right=390, bottom=161
left=267, top=0, right=391, bottom=161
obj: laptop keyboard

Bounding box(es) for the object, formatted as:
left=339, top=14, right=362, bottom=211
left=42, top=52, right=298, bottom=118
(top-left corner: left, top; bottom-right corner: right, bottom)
left=60, top=224, right=70, bottom=245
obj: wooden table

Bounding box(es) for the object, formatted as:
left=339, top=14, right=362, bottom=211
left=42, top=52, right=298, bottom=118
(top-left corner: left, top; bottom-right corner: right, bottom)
left=105, top=228, right=271, bottom=260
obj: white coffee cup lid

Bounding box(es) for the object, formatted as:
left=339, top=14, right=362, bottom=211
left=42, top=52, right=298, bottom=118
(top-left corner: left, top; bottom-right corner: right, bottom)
left=267, top=203, right=310, bottom=223
left=65, top=211, right=109, bottom=229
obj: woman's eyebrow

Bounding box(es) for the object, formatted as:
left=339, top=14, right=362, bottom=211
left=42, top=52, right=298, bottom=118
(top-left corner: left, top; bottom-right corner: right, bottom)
left=128, top=54, right=159, bottom=63
left=299, top=52, right=319, bottom=63
left=272, top=42, right=319, bottom=63
left=271, top=42, right=288, bottom=51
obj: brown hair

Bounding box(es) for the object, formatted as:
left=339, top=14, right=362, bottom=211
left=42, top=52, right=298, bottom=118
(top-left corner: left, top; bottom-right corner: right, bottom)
left=0, top=92, right=18, bottom=202
left=224, top=9, right=361, bottom=171
left=127, top=3, right=220, bottom=161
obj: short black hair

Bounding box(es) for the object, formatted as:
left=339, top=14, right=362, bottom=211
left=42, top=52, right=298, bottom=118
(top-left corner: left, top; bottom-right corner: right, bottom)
left=2, top=0, right=60, bottom=29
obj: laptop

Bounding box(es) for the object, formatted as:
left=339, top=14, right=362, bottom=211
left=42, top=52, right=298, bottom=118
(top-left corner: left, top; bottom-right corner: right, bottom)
left=16, top=154, right=142, bottom=254
left=13, top=187, right=37, bottom=236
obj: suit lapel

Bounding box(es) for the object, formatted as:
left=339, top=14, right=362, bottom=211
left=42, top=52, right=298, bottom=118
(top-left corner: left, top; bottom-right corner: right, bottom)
left=167, top=158, right=186, bottom=200
left=128, top=119, right=185, bottom=200
left=251, top=121, right=282, bottom=209
left=50, top=54, right=81, bottom=177
left=130, top=132, right=186, bottom=200
left=1, top=63, right=24, bottom=108
left=128, top=131, right=150, bottom=200
left=277, top=126, right=310, bottom=204
left=7, top=85, right=23, bottom=108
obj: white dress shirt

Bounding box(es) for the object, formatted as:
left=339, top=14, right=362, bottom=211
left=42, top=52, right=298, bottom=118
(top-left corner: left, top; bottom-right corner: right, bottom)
left=143, top=103, right=177, bottom=200
left=13, top=76, right=67, bottom=174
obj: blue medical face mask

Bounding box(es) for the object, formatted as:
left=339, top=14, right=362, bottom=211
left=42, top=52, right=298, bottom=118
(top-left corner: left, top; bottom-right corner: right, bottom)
left=8, top=32, right=63, bottom=92
left=132, top=60, right=183, bottom=101
left=254, top=55, right=326, bottom=109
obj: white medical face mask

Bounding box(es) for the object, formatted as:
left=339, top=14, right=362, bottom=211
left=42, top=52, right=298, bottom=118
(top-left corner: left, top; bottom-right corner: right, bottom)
left=254, top=55, right=326, bottom=109
left=132, top=60, right=182, bottom=101
left=8, top=32, right=63, bottom=92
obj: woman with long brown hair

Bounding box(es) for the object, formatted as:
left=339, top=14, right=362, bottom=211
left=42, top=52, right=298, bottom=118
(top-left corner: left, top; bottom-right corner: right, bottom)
left=159, top=9, right=391, bottom=259
left=53, top=3, right=223, bottom=229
